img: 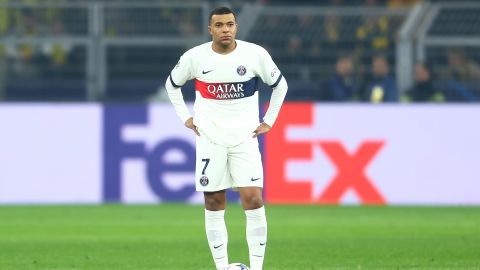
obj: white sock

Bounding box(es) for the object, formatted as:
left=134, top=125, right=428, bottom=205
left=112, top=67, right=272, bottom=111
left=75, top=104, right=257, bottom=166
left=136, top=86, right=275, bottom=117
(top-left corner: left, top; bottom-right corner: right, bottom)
left=205, top=209, right=229, bottom=270
left=245, top=206, right=267, bottom=270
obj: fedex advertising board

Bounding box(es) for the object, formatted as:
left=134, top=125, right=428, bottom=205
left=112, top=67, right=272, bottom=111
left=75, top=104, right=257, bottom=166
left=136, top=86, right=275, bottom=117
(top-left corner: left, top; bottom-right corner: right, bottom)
left=103, top=105, right=202, bottom=204
left=265, top=103, right=480, bottom=205
left=0, top=104, right=235, bottom=204
left=1, top=103, right=479, bottom=205
left=0, top=104, right=102, bottom=203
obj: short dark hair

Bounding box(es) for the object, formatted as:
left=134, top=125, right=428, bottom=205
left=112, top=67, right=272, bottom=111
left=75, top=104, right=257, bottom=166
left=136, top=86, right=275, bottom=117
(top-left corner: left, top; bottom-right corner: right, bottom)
left=209, top=6, right=236, bottom=24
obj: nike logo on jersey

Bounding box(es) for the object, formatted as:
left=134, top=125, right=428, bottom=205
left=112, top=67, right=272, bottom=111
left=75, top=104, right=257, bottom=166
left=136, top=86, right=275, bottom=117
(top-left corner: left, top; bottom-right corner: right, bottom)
left=213, top=243, right=224, bottom=249
left=260, top=242, right=266, bottom=246
left=202, top=70, right=213, bottom=74
left=251, top=177, right=261, bottom=181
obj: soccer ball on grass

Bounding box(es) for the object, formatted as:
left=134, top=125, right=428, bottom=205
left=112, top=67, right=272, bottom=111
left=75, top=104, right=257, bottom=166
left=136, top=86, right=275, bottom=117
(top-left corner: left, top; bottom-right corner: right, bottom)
left=225, top=262, right=250, bottom=270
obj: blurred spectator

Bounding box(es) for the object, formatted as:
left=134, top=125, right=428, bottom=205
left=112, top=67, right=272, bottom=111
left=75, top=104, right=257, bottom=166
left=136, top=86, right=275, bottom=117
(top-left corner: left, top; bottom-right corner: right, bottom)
left=307, top=1, right=343, bottom=59
left=445, top=48, right=480, bottom=81
left=356, top=15, right=390, bottom=52
left=320, top=54, right=358, bottom=101
left=403, top=62, right=444, bottom=102
left=309, top=13, right=342, bottom=66
left=42, top=18, right=72, bottom=79
left=6, top=5, right=41, bottom=81
left=364, top=55, right=398, bottom=103
left=324, top=15, right=341, bottom=49
left=353, top=0, right=393, bottom=97
left=355, top=0, right=392, bottom=75
left=440, top=48, right=480, bottom=102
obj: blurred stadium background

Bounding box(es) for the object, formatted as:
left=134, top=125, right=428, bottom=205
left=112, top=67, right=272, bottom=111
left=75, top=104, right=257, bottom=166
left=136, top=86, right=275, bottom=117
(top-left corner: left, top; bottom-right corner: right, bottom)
left=1, top=0, right=480, bottom=269
left=1, top=0, right=480, bottom=102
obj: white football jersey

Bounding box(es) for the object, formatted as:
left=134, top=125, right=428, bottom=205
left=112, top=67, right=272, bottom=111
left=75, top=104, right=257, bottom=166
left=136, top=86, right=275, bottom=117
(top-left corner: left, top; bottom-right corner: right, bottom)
left=169, top=40, right=283, bottom=147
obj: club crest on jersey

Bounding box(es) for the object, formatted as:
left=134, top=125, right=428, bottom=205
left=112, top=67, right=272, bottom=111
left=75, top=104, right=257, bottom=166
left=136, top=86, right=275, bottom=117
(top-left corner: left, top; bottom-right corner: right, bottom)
left=200, top=175, right=209, bottom=186
left=237, top=65, right=247, bottom=76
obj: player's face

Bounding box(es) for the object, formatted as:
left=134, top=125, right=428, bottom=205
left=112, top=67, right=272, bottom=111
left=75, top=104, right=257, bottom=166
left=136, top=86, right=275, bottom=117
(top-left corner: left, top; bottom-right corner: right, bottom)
left=208, top=13, right=237, bottom=52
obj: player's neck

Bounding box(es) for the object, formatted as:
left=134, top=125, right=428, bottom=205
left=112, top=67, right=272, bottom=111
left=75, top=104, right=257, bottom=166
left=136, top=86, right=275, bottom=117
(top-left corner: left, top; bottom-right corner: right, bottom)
left=212, top=40, right=237, bottom=55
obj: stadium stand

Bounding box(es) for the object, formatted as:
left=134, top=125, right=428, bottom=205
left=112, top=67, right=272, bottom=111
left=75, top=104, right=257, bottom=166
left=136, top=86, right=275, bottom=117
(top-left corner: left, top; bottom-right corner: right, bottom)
left=428, top=7, right=480, bottom=36
left=0, top=0, right=479, bottom=102
left=246, top=7, right=408, bottom=101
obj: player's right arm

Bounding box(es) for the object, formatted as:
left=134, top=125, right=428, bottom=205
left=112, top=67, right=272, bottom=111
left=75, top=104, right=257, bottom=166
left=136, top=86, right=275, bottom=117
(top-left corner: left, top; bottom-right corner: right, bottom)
left=165, top=51, right=200, bottom=136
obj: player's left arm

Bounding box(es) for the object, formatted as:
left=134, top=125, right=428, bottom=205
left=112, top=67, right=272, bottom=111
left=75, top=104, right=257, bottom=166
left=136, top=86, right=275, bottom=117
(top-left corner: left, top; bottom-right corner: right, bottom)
left=254, top=47, right=288, bottom=137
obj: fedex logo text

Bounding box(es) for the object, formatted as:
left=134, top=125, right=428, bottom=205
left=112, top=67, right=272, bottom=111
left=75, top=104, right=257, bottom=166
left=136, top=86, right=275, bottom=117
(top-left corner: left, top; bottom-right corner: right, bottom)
left=103, top=106, right=196, bottom=202
left=265, top=104, right=386, bottom=205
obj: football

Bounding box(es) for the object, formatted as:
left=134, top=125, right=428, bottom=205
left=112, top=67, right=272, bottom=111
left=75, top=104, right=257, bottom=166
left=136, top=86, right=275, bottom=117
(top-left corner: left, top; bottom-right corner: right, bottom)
left=225, top=263, right=250, bottom=270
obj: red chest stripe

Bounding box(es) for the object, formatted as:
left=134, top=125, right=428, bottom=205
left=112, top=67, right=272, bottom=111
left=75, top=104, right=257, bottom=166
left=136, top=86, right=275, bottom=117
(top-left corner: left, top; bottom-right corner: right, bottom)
left=195, top=78, right=258, bottom=100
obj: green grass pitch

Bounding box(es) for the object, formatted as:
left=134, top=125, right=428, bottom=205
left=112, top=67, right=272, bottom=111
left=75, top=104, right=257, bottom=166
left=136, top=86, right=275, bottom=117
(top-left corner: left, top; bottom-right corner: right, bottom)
left=0, top=204, right=479, bottom=269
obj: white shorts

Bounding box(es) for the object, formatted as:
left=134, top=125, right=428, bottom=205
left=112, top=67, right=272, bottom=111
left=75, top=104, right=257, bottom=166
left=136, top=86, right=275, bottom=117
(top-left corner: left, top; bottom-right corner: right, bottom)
left=195, top=133, right=264, bottom=192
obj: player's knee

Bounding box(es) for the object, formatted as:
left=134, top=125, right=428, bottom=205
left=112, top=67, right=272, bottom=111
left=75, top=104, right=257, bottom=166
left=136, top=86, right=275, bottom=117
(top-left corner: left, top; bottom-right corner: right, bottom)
left=204, top=197, right=226, bottom=211
left=204, top=191, right=227, bottom=211
left=242, top=195, right=263, bottom=210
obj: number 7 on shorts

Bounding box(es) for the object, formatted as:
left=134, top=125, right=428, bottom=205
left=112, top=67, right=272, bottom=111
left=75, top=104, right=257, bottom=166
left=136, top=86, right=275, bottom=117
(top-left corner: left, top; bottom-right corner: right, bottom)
left=201, top=158, right=210, bottom=175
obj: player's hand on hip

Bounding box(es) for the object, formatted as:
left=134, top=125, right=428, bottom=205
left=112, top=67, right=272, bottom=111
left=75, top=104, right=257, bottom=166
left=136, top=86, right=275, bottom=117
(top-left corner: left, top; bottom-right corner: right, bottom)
left=185, top=117, right=200, bottom=136
left=253, top=122, right=271, bottom=138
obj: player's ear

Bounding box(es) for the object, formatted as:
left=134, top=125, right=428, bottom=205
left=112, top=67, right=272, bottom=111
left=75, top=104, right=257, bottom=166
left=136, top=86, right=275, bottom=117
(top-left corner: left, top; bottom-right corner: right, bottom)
left=208, top=25, right=212, bottom=35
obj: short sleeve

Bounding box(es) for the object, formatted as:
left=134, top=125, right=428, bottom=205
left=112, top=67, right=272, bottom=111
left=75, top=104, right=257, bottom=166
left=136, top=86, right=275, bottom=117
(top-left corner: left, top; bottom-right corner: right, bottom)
left=257, top=47, right=283, bottom=88
left=169, top=51, right=194, bottom=87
